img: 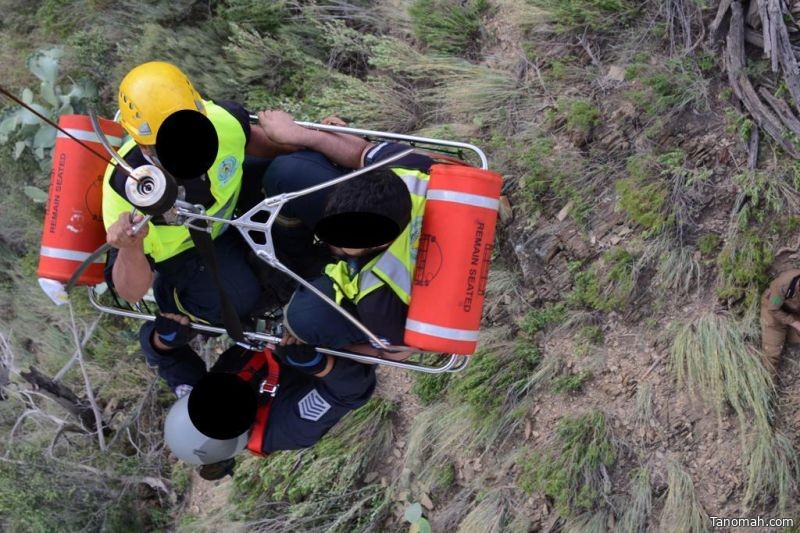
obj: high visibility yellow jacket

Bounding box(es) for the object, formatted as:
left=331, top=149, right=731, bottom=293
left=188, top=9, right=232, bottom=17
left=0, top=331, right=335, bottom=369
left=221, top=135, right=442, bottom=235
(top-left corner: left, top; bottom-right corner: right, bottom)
left=324, top=167, right=430, bottom=305
left=102, top=100, right=246, bottom=264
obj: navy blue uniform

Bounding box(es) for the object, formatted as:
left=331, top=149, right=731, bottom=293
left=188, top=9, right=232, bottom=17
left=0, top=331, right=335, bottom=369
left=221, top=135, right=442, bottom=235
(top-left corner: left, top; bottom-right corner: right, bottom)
left=207, top=345, right=376, bottom=452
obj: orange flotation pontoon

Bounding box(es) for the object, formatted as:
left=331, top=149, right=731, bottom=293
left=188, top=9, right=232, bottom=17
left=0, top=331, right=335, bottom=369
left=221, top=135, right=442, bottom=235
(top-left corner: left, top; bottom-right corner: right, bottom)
left=405, top=164, right=503, bottom=354
left=37, top=115, right=124, bottom=287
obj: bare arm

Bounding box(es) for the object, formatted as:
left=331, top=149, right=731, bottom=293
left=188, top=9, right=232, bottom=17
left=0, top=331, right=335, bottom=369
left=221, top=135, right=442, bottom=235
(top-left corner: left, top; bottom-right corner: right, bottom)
left=245, top=122, right=302, bottom=158
left=107, top=213, right=154, bottom=302
left=257, top=110, right=371, bottom=169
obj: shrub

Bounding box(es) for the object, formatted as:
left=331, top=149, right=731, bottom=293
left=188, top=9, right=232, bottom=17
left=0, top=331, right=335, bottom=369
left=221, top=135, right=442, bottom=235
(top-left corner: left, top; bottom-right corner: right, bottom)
left=519, top=411, right=616, bottom=516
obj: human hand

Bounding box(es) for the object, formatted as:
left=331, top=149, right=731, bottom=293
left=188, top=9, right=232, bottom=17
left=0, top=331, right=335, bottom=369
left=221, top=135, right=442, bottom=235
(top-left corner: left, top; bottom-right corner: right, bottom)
left=321, top=115, right=347, bottom=126
left=106, top=212, right=149, bottom=249
left=257, top=110, right=305, bottom=146
left=153, top=313, right=193, bottom=349
left=280, top=331, right=302, bottom=346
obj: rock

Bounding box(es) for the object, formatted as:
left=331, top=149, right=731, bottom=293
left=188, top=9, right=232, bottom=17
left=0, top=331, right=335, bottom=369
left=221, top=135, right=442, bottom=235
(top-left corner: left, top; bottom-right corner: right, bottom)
left=393, top=448, right=402, bottom=459
left=606, top=65, right=625, bottom=81
left=420, top=493, right=435, bottom=510
left=498, top=195, right=513, bottom=224
left=365, top=471, right=379, bottom=483
left=397, top=440, right=406, bottom=449
left=556, top=201, right=573, bottom=221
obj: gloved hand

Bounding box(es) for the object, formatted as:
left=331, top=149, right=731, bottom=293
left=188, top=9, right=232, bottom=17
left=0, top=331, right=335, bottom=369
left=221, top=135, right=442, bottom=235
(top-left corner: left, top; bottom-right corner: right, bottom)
left=154, top=313, right=194, bottom=348
left=273, top=343, right=327, bottom=375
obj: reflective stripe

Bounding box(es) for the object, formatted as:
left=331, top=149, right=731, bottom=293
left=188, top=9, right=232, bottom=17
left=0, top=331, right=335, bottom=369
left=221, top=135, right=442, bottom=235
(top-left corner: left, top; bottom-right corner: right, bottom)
left=373, top=252, right=411, bottom=296
left=40, top=246, right=105, bottom=263
left=396, top=173, right=429, bottom=197
left=358, top=269, right=382, bottom=293
left=57, top=129, right=123, bottom=147
left=405, top=319, right=479, bottom=342
left=426, top=189, right=499, bottom=210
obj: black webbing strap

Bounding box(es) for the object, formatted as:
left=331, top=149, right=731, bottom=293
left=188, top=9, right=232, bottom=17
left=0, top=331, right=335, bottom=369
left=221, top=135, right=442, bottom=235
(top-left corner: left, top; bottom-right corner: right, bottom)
left=786, top=274, right=800, bottom=299
left=188, top=225, right=245, bottom=343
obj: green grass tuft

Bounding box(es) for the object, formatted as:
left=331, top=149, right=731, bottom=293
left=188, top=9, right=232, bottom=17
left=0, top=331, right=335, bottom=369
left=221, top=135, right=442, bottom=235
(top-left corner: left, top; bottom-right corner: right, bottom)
left=552, top=369, right=593, bottom=393
left=413, top=372, right=452, bottom=405
left=532, top=0, right=635, bottom=33
left=520, top=303, right=567, bottom=336
left=697, top=233, right=721, bottom=256
left=408, top=0, right=489, bottom=58
left=519, top=410, right=616, bottom=516
left=569, top=248, right=638, bottom=311
left=716, top=231, right=773, bottom=308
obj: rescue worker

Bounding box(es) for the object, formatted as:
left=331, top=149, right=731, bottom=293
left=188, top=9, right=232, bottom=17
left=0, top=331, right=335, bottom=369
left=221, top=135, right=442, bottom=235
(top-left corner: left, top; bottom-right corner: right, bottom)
left=760, top=268, right=800, bottom=374
left=258, top=111, right=434, bottom=352
left=163, top=339, right=375, bottom=480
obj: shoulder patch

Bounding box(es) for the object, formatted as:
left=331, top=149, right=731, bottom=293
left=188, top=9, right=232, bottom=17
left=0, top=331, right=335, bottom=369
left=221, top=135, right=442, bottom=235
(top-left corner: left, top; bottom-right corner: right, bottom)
left=297, top=389, right=331, bottom=421
left=770, top=294, right=784, bottom=306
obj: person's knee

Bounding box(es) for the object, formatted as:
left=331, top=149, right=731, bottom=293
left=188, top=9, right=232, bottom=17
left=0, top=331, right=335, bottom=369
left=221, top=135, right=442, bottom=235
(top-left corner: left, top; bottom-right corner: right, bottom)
left=317, top=359, right=377, bottom=408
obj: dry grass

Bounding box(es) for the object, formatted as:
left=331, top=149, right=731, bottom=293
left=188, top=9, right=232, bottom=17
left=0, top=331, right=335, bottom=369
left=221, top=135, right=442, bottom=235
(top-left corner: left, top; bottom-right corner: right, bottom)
left=658, top=462, right=708, bottom=533
left=617, top=467, right=652, bottom=533
left=633, top=383, right=654, bottom=428
left=670, top=312, right=774, bottom=425
left=743, top=421, right=799, bottom=513
left=456, top=490, right=506, bottom=533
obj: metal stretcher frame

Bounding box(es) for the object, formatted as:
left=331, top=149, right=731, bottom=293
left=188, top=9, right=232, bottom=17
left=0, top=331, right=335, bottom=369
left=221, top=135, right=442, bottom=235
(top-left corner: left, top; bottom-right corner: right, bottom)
left=88, top=121, right=490, bottom=374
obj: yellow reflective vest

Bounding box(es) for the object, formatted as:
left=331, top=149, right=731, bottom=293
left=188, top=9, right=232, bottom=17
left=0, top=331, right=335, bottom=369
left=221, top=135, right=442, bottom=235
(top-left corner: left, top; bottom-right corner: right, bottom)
left=324, top=167, right=430, bottom=305
left=102, top=101, right=246, bottom=264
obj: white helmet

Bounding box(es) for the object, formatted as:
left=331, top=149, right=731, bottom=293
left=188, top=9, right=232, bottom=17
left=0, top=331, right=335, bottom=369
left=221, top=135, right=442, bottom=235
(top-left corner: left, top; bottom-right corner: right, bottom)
left=164, top=373, right=258, bottom=465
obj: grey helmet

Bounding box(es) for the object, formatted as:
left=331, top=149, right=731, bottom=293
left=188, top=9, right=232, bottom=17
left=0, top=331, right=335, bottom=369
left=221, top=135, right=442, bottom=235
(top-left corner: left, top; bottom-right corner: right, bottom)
left=164, top=373, right=258, bottom=465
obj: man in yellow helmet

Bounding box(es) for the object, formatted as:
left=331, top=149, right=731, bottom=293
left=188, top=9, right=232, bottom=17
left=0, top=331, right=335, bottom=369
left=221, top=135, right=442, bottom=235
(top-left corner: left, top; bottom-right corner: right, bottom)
left=101, top=62, right=360, bottom=391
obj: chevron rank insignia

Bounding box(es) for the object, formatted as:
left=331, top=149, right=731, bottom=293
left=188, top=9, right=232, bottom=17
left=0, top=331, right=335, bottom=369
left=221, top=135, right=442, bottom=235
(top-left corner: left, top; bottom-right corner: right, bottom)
left=297, top=389, right=331, bottom=421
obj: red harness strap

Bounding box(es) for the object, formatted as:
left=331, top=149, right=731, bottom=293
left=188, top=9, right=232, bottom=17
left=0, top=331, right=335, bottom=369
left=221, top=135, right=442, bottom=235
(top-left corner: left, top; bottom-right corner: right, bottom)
left=242, top=349, right=280, bottom=457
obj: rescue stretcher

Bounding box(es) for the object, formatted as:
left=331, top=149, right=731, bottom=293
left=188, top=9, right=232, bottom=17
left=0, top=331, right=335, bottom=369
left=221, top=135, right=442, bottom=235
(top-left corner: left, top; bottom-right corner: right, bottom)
left=37, top=114, right=502, bottom=374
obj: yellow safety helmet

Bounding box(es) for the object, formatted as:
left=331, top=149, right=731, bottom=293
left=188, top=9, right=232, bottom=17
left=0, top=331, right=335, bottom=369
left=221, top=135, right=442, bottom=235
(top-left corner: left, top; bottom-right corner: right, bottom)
left=118, top=61, right=206, bottom=145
